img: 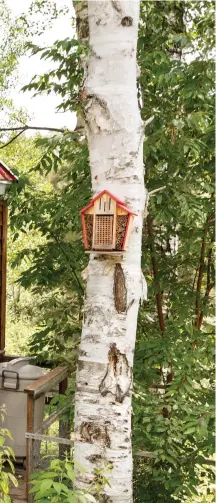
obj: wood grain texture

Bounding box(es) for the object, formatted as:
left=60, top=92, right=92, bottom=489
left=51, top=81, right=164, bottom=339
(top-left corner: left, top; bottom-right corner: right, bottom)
left=24, top=367, right=68, bottom=398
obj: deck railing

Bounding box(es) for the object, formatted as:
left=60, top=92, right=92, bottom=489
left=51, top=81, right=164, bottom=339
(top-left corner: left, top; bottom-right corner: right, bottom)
left=24, top=366, right=71, bottom=502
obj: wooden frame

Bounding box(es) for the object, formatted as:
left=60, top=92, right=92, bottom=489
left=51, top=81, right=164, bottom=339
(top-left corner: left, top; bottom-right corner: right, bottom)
left=0, top=202, right=7, bottom=356
left=25, top=366, right=68, bottom=502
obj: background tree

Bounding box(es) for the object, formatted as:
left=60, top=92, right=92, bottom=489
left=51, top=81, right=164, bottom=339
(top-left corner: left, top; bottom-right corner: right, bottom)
left=2, top=1, right=214, bottom=502
left=0, top=0, right=28, bottom=128
left=133, top=2, right=215, bottom=501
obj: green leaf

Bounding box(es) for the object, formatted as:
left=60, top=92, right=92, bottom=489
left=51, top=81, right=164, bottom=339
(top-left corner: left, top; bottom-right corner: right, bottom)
left=40, top=479, right=53, bottom=494
left=67, top=494, right=78, bottom=503
left=53, top=481, right=69, bottom=495
left=86, top=495, right=96, bottom=502
left=184, top=427, right=196, bottom=435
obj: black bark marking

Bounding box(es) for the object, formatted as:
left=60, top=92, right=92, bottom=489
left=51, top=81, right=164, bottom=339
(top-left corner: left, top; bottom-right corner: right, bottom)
left=85, top=94, right=109, bottom=115
left=114, top=263, right=127, bottom=313
left=87, top=454, right=103, bottom=464
left=78, top=360, right=85, bottom=371
left=79, top=349, right=87, bottom=357
left=76, top=16, right=89, bottom=39
left=94, top=255, right=107, bottom=261
left=99, top=344, right=132, bottom=403
left=121, top=16, right=133, bottom=26
left=89, top=44, right=102, bottom=59
left=126, top=299, right=135, bottom=312
left=80, top=422, right=111, bottom=448
left=111, top=0, right=122, bottom=13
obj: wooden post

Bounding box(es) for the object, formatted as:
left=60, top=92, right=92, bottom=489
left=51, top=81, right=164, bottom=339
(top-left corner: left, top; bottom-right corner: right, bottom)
left=24, top=368, right=68, bottom=499
left=0, top=202, right=7, bottom=358
left=59, top=376, right=68, bottom=395
left=59, top=378, right=70, bottom=458
left=26, top=394, right=35, bottom=503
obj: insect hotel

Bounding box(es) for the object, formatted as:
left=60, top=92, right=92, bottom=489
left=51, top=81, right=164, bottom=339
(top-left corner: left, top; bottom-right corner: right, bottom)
left=80, top=190, right=136, bottom=253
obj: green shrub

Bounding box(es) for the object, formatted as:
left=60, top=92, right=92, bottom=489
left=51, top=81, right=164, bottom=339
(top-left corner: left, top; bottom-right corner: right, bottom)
left=30, top=458, right=97, bottom=503
left=0, top=406, right=17, bottom=502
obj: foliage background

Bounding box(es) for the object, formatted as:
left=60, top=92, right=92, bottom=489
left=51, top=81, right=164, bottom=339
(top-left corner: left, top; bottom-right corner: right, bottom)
left=1, top=1, right=214, bottom=502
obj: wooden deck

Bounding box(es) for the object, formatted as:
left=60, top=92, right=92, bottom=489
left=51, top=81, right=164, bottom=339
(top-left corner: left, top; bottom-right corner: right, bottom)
left=10, top=467, right=27, bottom=503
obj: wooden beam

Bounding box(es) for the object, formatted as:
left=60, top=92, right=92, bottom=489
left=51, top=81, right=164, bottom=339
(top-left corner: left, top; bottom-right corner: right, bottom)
left=24, top=367, right=68, bottom=398
left=59, top=377, right=70, bottom=458
left=39, top=404, right=70, bottom=432
left=0, top=203, right=7, bottom=353
left=26, top=394, right=34, bottom=502
left=25, top=432, right=74, bottom=445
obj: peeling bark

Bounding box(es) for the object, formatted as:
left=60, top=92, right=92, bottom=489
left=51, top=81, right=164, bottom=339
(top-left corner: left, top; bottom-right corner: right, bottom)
left=74, top=1, right=88, bottom=41
left=73, top=1, right=88, bottom=131
left=113, top=264, right=127, bottom=313
left=99, top=344, right=132, bottom=403
left=74, top=1, right=145, bottom=501
left=83, top=94, right=111, bottom=134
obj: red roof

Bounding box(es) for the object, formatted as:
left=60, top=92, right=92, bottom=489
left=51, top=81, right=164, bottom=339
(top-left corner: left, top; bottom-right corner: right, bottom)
left=0, top=159, right=18, bottom=182
left=80, top=190, right=136, bottom=215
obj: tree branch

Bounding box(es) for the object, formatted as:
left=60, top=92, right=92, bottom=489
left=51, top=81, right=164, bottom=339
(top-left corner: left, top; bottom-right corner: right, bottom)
left=0, top=125, right=70, bottom=133
left=147, top=214, right=165, bottom=334
left=197, top=236, right=214, bottom=330
left=147, top=215, right=175, bottom=393
left=149, top=186, right=166, bottom=197
left=192, top=264, right=199, bottom=294
left=0, top=125, right=82, bottom=149
left=0, top=130, right=25, bottom=149
left=195, top=215, right=211, bottom=329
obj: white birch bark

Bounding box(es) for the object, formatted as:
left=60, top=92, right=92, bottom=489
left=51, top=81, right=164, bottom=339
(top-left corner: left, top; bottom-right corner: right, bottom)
left=74, top=2, right=145, bottom=501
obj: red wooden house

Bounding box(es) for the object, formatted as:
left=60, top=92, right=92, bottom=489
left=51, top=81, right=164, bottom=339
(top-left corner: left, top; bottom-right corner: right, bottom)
left=0, top=158, right=18, bottom=195
left=0, top=159, right=18, bottom=355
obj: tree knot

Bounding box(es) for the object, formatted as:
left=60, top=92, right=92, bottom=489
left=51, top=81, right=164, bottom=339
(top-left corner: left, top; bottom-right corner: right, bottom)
left=121, top=16, right=133, bottom=27
left=80, top=422, right=110, bottom=448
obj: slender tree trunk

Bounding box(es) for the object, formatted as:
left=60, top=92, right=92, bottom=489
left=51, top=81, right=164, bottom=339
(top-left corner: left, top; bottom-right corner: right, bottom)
left=74, top=2, right=145, bottom=501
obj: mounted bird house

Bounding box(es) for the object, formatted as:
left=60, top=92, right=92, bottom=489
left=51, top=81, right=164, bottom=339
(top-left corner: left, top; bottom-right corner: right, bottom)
left=80, top=190, right=136, bottom=253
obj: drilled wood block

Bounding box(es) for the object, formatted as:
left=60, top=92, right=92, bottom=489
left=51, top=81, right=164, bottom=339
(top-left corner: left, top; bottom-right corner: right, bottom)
left=85, top=214, right=93, bottom=248
left=116, top=215, right=128, bottom=250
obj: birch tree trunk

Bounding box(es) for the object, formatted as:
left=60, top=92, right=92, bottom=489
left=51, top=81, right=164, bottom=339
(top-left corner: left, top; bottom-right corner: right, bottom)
left=74, top=2, right=145, bottom=501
